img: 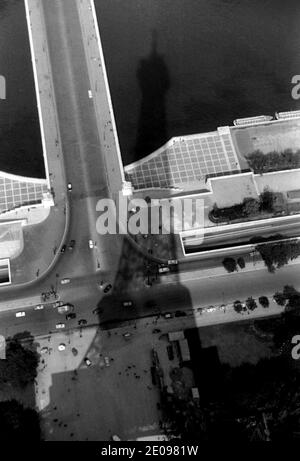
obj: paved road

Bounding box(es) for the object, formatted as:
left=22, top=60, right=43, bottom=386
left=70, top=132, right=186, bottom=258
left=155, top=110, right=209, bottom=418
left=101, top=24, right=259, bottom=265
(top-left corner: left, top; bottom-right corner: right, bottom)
left=1, top=0, right=300, bottom=340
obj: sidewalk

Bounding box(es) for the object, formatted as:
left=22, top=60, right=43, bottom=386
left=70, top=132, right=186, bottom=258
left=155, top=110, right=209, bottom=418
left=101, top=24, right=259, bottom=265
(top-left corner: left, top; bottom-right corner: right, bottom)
left=6, top=0, right=69, bottom=285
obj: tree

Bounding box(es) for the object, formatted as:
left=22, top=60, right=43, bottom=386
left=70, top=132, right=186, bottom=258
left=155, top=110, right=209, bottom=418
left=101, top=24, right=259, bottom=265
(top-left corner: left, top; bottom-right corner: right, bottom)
left=259, top=296, right=269, bottom=308
left=273, top=292, right=286, bottom=306
left=234, top=300, right=244, bottom=313
left=0, top=337, right=39, bottom=388
left=256, top=239, right=300, bottom=272
left=0, top=400, right=41, bottom=441
left=260, top=188, right=275, bottom=213
left=246, top=297, right=257, bottom=311
left=223, top=257, right=237, bottom=273
left=237, top=257, right=245, bottom=269
left=242, top=197, right=260, bottom=217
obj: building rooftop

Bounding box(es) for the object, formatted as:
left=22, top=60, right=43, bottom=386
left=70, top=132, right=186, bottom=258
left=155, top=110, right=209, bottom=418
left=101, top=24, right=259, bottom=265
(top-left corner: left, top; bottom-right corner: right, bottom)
left=0, top=171, right=48, bottom=214
left=125, top=128, right=241, bottom=190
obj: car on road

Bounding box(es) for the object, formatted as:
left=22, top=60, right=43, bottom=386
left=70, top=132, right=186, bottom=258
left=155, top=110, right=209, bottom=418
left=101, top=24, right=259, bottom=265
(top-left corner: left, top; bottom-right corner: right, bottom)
left=60, top=244, right=67, bottom=254
left=175, top=310, right=187, bottom=317
left=56, top=323, right=65, bottom=329
left=103, top=283, right=112, bottom=294
left=53, top=301, right=64, bottom=308
left=66, top=313, right=76, bottom=321
left=88, top=239, right=94, bottom=249
left=88, top=89, right=93, bottom=99
left=68, top=240, right=76, bottom=251
left=61, top=278, right=70, bottom=285
left=78, top=319, right=87, bottom=326
left=104, top=356, right=110, bottom=367
left=58, top=343, right=66, bottom=351
left=34, top=305, right=44, bottom=310
left=164, top=312, right=173, bottom=319
left=67, top=183, right=72, bottom=192
left=40, top=347, right=49, bottom=354
left=84, top=357, right=92, bottom=366
left=122, top=300, right=133, bottom=308
left=168, top=259, right=178, bottom=265
left=205, top=306, right=217, bottom=313
left=16, top=311, right=25, bottom=318
left=123, top=332, right=131, bottom=339
left=158, top=266, right=170, bottom=274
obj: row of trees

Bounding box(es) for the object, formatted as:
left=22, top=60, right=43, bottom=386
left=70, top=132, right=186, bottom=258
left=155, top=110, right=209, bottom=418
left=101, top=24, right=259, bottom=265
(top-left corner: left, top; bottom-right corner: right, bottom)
left=246, top=149, right=300, bottom=174
left=256, top=239, right=300, bottom=273
left=233, top=296, right=269, bottom=313
left=211, top=188, right=277, bottom=222
left=223, top=257, right=245, bottom=273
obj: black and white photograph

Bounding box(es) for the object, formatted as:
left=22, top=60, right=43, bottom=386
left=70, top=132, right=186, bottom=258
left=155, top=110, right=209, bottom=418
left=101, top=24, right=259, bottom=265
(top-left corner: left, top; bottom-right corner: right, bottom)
left=1, top=0, right=300, bottom=447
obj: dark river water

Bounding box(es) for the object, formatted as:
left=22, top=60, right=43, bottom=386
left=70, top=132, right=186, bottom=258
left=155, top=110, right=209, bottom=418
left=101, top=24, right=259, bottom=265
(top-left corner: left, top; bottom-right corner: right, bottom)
left=0, top=0, right=43, bottom=177
left=1, top=0, right=300, bottom=178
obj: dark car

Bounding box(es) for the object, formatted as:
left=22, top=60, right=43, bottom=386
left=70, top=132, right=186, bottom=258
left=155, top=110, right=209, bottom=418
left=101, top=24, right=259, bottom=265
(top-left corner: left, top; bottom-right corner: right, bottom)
left=60, top=244, right=66, bottom=253
left=78, top=319, right=87, bottom=326
left=175, top=310, right=187, bottom=317
left=66, top=313, right=76, bottom=321
left=150, top=366, right=157, bottom=385
left=103, top=283, right=112, bottom=294
left=152, top=328, right=161, bottom=334
left=68, top=240, right=76, bottom=251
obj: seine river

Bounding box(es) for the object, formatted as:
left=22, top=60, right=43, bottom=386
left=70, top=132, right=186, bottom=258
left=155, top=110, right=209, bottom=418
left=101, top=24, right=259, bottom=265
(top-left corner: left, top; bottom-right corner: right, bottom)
left=0, top=0, right=43, bottom=177
left=1, top=0, right=300, bottom=177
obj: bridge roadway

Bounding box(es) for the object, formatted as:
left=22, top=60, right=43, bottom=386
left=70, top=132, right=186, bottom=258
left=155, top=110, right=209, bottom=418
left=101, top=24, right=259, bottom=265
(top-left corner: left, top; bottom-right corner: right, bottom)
left=1, top=0, right=300, bottom=340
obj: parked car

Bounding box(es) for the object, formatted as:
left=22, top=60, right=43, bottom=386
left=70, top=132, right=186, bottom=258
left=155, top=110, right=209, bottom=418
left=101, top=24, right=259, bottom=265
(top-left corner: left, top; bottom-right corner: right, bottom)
left=40, top=347, right=49, bottom=354
left=68, top=240, right=76, bottom=251
left=150, top=366, right=157, bottom=385
left=60, top=244, right=66, bottom=254
left=67, top=183, right=72, bottom=192
left=164, top=312, right=173, bottom=319
left=84, top=357, right=92, bottom=366
left=168, top=259, right=178, bottom=265
left=103, top=283, right=112, bottom=294
left=78, top=319, right=87, bottom=326
left=55, top=323, right=65, bottom=329
left=58, top=343, right=66, bottom=351
left=152, top=328, right=161, bottom=334
left=53, top=301, right=64, bottom=308
left=88, top=90, right=93, bottom=99
left=123, top=332, right=131, bottom=339
left=60, top=278, right=70, bottom=285
left=16, top=311, right=25, bottom=318
left=88, top=239, right=94, bottom=249
left=175, top=310, right=187, bottom=317
left=104, top=356, right=110, bottom=367
left=122, top=300, right=133, bottom=308
left=158, top=266, right=170, bottom=274
left=34, top=305, right=44, bottom=310
left=66, top=313, right=76, bottom=321
left=58, top=304, right=72, bottom=314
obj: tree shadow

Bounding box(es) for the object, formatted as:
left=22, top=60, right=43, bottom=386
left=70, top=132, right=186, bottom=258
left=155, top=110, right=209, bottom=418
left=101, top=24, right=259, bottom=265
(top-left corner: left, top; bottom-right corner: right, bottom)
left=134, top=30, right=170, bottom=160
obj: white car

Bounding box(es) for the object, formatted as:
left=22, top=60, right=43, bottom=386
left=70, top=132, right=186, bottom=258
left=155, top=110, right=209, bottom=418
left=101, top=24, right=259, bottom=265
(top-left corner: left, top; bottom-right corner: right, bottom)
left=40, top=347, right=49, bottom=354
left=16, top=311, right=25, bottom=318
left=61, top=278, right=70, bottom=285
left=56, top=323, right=65, bottom=329
left=158, top=266, right=170, bottom=274
left=168, top=259, right=178, bottom=265
left=67, top=183, right=72, bottom=192
left=88, top=89, right=93, bottom=99
left=34, top=305, right=44, bottom=310
left=88, top=239, right=94, bottom=249
left=122, top=300, right=133, bottom=308
left=58, top=343, right=66, bottom=351
left=104, top=356, right=110, bottom=367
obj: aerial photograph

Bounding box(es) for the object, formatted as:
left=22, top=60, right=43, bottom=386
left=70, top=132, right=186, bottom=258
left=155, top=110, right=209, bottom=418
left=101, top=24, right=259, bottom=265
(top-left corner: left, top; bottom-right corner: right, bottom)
left=1, top=0, right=300, bottom=449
